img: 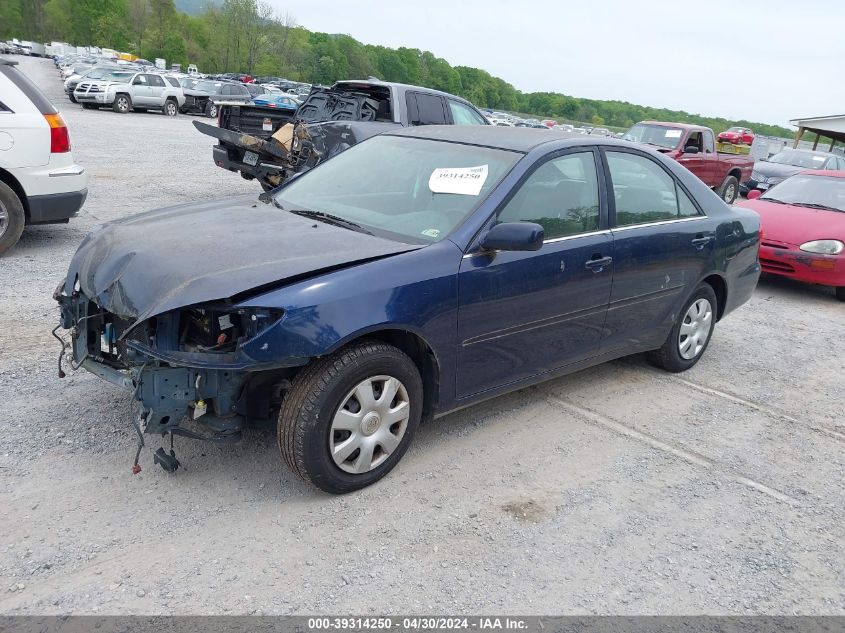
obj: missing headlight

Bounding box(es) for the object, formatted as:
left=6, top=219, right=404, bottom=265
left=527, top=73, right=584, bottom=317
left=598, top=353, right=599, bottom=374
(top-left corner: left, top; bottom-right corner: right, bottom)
left=180, top=308, right=243, bottom=352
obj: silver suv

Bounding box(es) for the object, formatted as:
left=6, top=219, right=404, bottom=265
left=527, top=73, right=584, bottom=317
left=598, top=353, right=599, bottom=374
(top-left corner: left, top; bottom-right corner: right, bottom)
left=74, top=71, right=185, bottom=115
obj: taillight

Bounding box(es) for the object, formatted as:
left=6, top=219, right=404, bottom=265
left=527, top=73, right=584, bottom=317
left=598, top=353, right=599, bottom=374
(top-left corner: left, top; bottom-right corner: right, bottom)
left=44, top=113, right=71, bottom=153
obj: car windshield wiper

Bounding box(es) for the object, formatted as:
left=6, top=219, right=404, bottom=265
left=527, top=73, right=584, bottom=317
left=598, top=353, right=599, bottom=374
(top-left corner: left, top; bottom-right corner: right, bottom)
left=760, top=197, right=786, bottom=204
left=791, top=202, right=843, bottom=212
left=287, top=208, right=374, bottom=235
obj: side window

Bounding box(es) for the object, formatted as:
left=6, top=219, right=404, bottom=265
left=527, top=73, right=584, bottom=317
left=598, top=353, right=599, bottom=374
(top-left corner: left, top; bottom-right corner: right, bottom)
left=132, top=75, right=146, bottom=85
left=221, top=84, right=235, bottom=96
left=686, top=131, right=703, bottom=153
left=497, top=152, right=600, bottom=240
left=148, top=75, right=165, bottom=87
left=703, top=130, right=715, bottom=153
left=449, top=100, right=487, bottom=125
left=607, top=151, right=699, bottom=226
left=407, top=92, right=447, bottom=125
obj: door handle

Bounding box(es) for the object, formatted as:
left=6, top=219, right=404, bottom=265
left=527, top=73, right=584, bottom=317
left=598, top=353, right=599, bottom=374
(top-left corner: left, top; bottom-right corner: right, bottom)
left=691, top=235, right=714, bottom=250
left=584, top=255, right=613, bottom=272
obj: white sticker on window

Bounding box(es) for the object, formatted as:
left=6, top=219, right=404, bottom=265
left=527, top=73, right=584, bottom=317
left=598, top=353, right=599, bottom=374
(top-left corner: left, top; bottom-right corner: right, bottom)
left=429, top=165, right=489, bottom=196
left=421, top=228, right=440, bottom=238
left=664, top=130, right=682, bottom=138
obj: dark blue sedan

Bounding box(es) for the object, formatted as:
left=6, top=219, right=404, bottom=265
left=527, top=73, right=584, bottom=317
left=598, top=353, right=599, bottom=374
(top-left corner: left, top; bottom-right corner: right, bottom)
left=55, top=126, right=760, bottom=493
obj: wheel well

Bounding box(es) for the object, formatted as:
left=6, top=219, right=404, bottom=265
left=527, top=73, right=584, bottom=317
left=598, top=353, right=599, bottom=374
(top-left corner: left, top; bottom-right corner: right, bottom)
left=0, top=168, right=29, bottom=220
left=361, top=329, right=440, bottom=422
left=703, top=274, right=727, bottom=320
left=727, top=168, right=742, bottom=182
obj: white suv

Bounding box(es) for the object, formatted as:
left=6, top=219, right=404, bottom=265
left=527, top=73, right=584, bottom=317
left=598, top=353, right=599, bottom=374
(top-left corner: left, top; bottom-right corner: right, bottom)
left=0, top=59, right=87, bottom=254
left=74, top=71, right=185, bottom=115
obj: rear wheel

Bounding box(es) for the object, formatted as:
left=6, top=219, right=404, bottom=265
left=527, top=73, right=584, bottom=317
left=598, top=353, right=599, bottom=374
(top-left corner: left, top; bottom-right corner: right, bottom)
left=648, top=283, right=718, bottom=372
left=278, top=340, right=423, bottom=494
left=163, top=99, right=178, bottom=116
left=113, top=94, right=131, bottom=114
left=718, top=175, right=739, bottom=204
left=0, top=181, right=26, bottom=256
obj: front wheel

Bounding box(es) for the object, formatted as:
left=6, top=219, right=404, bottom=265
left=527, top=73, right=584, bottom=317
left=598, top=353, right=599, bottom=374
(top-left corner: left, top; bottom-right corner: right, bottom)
left=68, top=93, right=77, bottom=103
left=718, top=175, right=739, bottom=204
left=163, top=99, right=178, bottom=116
left=647, top=283, right=718, bottom=373
left=113, top=94, right=131, bottom=114
left=205, top=102, right=218, bottom=118
left=278, top=340, right=423, bottom=494
left=835, top=287, right=845, bottom=302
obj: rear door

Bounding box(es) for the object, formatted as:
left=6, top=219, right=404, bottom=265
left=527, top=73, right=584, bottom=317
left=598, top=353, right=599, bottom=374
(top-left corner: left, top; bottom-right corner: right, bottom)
left=146, top=74, right=166, bottom=107
left=406, top=92, right=448, bottom=126
left=600, top=148, right=714, bottom=356
left=456, top=149, right=612, bottom=397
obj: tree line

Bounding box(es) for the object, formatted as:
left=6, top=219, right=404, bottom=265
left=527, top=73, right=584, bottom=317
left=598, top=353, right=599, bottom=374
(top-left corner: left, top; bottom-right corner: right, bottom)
left=0, top=0, right=793, bottom=137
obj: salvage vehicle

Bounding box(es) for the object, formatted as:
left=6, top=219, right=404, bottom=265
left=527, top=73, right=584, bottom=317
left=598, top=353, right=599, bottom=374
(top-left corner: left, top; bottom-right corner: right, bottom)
left=64, top=65, right=121, bottom=102
left=718, top=126, right=754, bottom=145
left=54, top=127, right=760, bottom=492
left=740, top=148, right=845, bottom=196
left=0, top=59, right=87, bottom=254
left=736, top=170, right=845, bottom=301
left=251, top=93, right=300, bottom=111
left=180, top=79, right=251, bottom=117
left=74, top=71, right=185, bottom=115
left=197, top=79, right=490, bottom=191
left=624, top=121, right=754, bottom=204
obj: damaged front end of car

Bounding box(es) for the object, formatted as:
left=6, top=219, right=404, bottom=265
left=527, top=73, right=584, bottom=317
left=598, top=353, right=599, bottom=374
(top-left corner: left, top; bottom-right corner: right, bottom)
left=54, top=286, right=296, bottom=472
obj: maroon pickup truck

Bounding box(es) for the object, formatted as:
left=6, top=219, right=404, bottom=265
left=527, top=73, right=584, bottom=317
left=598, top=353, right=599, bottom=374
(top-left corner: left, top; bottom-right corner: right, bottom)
left=624, top=121, right=754, bottom=204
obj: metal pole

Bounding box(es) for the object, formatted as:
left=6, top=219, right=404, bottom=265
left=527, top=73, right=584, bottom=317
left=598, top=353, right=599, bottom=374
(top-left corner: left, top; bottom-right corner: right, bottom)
left=813, top=133, right=820, bottom=150
left=793, top=126, right=804, bottom=148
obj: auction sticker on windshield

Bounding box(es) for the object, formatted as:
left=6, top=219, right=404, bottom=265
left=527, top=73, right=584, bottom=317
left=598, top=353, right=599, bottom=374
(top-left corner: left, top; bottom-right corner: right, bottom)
left=429, top=165, right=489, bottom=196
left=665, top=129, right=682, bottom=138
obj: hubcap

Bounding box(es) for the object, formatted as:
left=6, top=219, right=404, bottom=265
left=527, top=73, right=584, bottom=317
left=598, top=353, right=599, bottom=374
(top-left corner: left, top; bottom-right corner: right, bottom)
left=167, top=103, right=175, bottom=115
left=119, top=98, right=127, bottom=111
left=0, top=200, right=8, bottom=237
left=329, top=375, right=410, bottom=474
left=724, top=184, right=736, bottom=202
left=678, top=298, right=713, bottom=360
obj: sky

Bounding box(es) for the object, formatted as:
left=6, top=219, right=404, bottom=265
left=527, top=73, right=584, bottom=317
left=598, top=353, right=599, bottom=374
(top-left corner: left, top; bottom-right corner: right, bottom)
left=267, top=0, right=845, bottom=128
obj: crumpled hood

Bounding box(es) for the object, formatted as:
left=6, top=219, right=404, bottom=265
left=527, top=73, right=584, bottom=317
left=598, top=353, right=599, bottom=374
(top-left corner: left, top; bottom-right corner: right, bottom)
left=62, top=194, right=420, bottom=324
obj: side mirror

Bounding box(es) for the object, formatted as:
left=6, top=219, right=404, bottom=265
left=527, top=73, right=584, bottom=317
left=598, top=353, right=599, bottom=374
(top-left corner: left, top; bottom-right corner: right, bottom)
left=480, top=222, right=544, bottom=252
left=683, top=146, right=700, bottom=154
left=747, top=190, right=762, bottom=200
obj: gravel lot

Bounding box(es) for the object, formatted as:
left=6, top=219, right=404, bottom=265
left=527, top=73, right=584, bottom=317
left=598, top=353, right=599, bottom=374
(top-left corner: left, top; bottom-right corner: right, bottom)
left=1, top=56, right=843, bottom=616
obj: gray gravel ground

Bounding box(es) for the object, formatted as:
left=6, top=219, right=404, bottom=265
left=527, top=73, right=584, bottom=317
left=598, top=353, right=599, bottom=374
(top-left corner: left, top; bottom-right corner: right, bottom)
left=0, top=56, right=843, bottom=616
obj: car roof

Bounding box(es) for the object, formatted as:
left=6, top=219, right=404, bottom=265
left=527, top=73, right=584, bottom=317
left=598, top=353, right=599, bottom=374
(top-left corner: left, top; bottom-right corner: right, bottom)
left=387, top=125, right=584, bottom=152
left=639, top=121, right=707, bottom=131
left=799, top=169, right=845, bottom=178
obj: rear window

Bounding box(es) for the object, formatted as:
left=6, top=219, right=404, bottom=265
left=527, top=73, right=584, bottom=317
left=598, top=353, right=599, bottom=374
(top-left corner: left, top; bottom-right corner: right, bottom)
left=0, top=64, right=57, bottom=114
left=165, top=76, right=180, bottom=87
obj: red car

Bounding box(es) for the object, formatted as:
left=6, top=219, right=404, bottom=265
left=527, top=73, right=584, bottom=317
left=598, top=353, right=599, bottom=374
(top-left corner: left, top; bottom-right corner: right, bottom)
left=718, top=126, right=754, bottom=145
left=735, top=170, right=845, bottom=301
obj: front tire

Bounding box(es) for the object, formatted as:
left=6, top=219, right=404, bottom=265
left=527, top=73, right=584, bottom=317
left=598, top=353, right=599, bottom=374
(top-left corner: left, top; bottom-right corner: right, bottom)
left=278, top=340, right=423, bottom=494
left=205, top=101, right=218, bottom=118
left=835, top=287, right=845, bottom=302
left=113, top=94, right=131, bottom=114
left=68, top=93, right=77, bottom=103
left=647, top=283, right=718, bottom=373
left=718, top=175, right=739, bottom=204
left=163, top=99, right=178, bottom=116
left=0, top=181, right=26, bottom=256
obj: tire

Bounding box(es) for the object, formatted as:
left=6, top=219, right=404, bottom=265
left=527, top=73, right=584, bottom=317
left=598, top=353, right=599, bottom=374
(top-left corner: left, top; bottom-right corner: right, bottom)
left=81, top=103, right=97, bottom=110
left=68, top=93, right=77, bottom=103
left=162, top=99, right=178, bottom=116
left=647, top=283, right=718, bottom=373
left=112, top=94, right=131, bottom=114
left=835, top=287, right=845, bottom=302
left=205, top=102, right=218, bottom=118
left=278, top=340, right=423, bottom=494
left=0, top=181, right=26, bottom=256
left=718, top=175, right=739, bottom=204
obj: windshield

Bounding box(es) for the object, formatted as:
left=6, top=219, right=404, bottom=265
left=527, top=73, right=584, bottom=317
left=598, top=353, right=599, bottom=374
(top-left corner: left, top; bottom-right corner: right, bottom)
left=768, top=150, right=830, bottom=168
left=194, top=81, right=223, bottom=93
left=180, top=78, right=198, bottom=88
left=274, top=135, right=520, bottom=244
left=624, top=123, right=683, bottom=149
left=762, top=174, right=845, bottom=212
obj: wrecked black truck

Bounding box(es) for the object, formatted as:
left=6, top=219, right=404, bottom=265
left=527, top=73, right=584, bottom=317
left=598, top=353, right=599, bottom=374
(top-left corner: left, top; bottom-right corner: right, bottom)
left=196, top=79, right=491, bottom=191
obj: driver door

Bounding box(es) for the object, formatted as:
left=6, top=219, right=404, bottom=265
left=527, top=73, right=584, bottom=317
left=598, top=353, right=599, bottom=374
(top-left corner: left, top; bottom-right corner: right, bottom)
left=455, top=149, right=613, bottom=398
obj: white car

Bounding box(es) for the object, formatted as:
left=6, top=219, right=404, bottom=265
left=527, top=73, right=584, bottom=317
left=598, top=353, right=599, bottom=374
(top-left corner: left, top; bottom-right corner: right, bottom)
left=0, top=59, right=87, bottom=254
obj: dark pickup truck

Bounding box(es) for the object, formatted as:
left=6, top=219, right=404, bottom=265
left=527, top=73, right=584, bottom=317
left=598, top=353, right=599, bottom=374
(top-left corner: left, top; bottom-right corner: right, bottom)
left=624, top=121, right=754, bottom=204
left=195, top=79, right=490, bottom=190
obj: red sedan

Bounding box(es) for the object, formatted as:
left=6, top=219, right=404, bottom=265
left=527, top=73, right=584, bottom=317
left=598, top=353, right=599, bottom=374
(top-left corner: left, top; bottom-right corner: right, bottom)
left=736, top=170, right=845, bottom=301
left=718, top=126, right=754, bottom=145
